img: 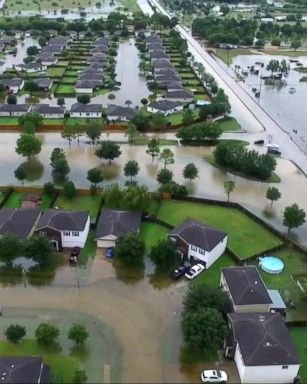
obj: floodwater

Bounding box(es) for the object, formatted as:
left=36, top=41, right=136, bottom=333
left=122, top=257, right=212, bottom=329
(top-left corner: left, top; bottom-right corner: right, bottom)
left=1, top=130, right=307, bottom=244
left=231, top=54, right=307, bottom=143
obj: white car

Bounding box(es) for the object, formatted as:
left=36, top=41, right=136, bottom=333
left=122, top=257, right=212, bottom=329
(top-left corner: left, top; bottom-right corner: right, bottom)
left=185, top=263, right=205, bottom=280
left=201, top=369, right=228, bottom=383
left=267, top=143, right=280, bottom=150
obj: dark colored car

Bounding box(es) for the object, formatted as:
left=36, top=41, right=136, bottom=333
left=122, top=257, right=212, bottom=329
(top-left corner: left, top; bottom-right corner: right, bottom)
left=267, top=148, right=281, bottom=156
left=254, top=139, right=264, bottom=145
left=170, top=265, right=189, bottom=280
left=69, top=247, right=80, bottom=264
left=106, top=247, right=113, bottom=259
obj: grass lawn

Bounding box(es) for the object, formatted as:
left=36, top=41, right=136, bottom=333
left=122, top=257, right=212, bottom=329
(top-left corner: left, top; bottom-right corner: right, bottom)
left=4, top=0, right=94, bottom=10
left=162, top=109, right=199, bottom=126
left=0, top=117, right=19, bottom=125
left=61, top=77, right=77, bottom=84
left=3, top=192, right=21, bottom=208
left=214, top=48, right=257, bottom=64
left=0, top=339, right=78, bottom=383
left=55, top=84, right=75, bottom=94
left=79, top=229, right=96, bottom=265
left=289, top=328, right=307, bottom=382
left=140, top=222, right=169, bottom=254
left=42, top=118, right=65, bottom=125
left=216, top=116, right=241, bottom=131
left=120, top=0, right=140, bottom=12
left=55, top=194, right=102, bottom=222
left=47, top=67, right=66, bottom=77
left=157, top=200, right=281, bottom=260
left=63, top=70, right=79, bottom=77
left=40, top=193, right=54, bottom=210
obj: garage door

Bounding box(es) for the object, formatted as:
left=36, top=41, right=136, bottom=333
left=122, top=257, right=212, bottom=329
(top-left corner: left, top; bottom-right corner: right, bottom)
left=97, top=239, right=116, bottom=248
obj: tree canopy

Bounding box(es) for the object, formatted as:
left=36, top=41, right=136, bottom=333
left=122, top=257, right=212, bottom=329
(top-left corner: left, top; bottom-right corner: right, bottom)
left=283, top=203, right=306, bottom=233
left=95, top=141, right=122, bottom=164
left=15, top=133, right=42, bottom=160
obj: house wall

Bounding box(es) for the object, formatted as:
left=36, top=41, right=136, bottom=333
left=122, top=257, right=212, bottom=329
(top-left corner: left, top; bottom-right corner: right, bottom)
left=107, top=115, right=129, bottom=122
left=75, top=87, right=93, bottom=94
left=167, top=97, right=194, bottom=103
left=188, top=236, right=228, bottom=268
left=147, top=105, right=183, bottom=115
left=61, top=215, right=90, bottom=248
left=70, top=111, right=101, bottom=118
left=36, top=226, right=62, bottom=250
left=96, top=234, right=118, bottom=248
left=235, top=344, right=300, bottom=384
left=11, top=111, right=29, bottom=117
left=39, top=113, right=64, bottom=119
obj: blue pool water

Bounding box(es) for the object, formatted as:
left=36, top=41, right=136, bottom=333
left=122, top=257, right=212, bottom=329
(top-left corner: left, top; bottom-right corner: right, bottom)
left=259, top=256, right=285, bottom=274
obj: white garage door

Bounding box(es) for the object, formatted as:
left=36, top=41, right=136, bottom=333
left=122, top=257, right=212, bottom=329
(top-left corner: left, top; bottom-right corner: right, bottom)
left=97, top=239, right=116, bottom=248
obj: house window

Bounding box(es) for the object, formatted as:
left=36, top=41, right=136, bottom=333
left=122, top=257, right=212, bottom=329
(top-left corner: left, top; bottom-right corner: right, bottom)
left=40, top=230, right=46, bottom=236
left=86, top=112, right=90, bottom=116
left=72, top=231, right=79, bottom=237
left=191, top=245, right=197, bottom=251
left=282, top=366, right=288, bottom=369
left=199, top=248, right=205, bottom=255
left=63, top=230, right=70, bottom=236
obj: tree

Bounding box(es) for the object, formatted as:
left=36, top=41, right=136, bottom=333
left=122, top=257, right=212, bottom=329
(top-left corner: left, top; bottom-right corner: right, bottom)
left=7, top=94, right=17, bottom=104
left=35, top=323, right=60, bottom=346
left=18, top=113, right=43, bottom=133
left=159, top=148, right=174, bottom=169
left=183, top=163, right=198, bottom=182
left=87, top=168, right=103, bottom=191
left=68, top=323, right=89, bottom=348
left=43, top=182, right=55, bottom=196
left=224, top=180, right=235, bottom=202
left=72, top=370, right=87, bottom=384
left=95, top=141, right=121, bottom=164
left=15, top=133, right=42, bottom=160
left=124, top=160, right=140, bottom=182
left=266, top=187, right=281, bottom=206
left=146, top=138, right=160, bottom=162
left=183, top=284, right=225, bottom=314
left=125, top=123, right=138, bottom=144
left=151, top=112, right=167, bottom=131
left=291, top=38, right=301, bottom=51
left=61, top=125, right=76, bottom=147
left=14, top=165, right=26, bottom=184
left=24, top=235, right=52, bottom=265
left=283, top=203, right=306, bottom=233
left=125, top=99, right=132, bottom=108
left=114, top=233, right=145, bottom=266
left=57, top=97, right=65, bottom=106
left=148, top=238, right=178, bottom=269
left=140, top=98, right=148, bottom=106
left=38, top=36, right=47, bottom=47
left=27, top=45, right=39, bottom=56
left=77, top=94, right=91, bottom=104
left=130, top=111, right=151, bottom=132
left=266, top=59, right=280, bottom=75
left=50, top=148, right=70, bottom=180
left=75, top=125, right=85, bottom=147
left=85, top=122, right=101, bottom=147
left=0, top=235, right=23, bottom=264
left=181, top=307, right=227, bottom=351
left=182, top=109, right=194, bottom=126
left=5, top=324, right=26, bottom=344
left=63, top=180, right=77, bottom=199
left=157, top=168, right=173, bottom=185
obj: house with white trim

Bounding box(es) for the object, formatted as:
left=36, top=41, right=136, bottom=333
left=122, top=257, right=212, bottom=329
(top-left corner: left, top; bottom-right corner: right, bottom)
left=70, top=102, right=102, bottom=118
left=147, top=100, right=183, bottom=116
left=32, top=104, right=65, bottom=119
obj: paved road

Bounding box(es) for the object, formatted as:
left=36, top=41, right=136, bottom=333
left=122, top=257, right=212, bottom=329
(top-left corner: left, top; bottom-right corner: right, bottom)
left=139, top=0, right=307, bottom=174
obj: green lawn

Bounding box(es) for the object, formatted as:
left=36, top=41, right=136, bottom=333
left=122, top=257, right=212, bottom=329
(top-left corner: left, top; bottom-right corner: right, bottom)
left=47, top=67, right=66, bottom=77
left=61, top=77, right=77, bottom=84
left=289, top=328, right=307, bottom=382
left=140, top=222, right=169, bottom=254
left=55, top=84, right=75, bottom=94
left=3, top=192, right=21, bottom=208
left=42, top=118, right=65, bottom=125
left=40, top=193, right=54, bottom=210
left=0, top=339, right=78, bottom=383
left=0, top=117, right=19, bottom=125
left=157, top=200, right=281, bottom=260
left=55, top=194, right=102, bottom=222
left=120, top=0, right=141, bottom=12
left=167, top=109, right=199, bottom=125
left=216, top=116, right=241, bottom=132
left=79, top=229, right=96, bottom=265
left=214, top=48, right=257, bottom=65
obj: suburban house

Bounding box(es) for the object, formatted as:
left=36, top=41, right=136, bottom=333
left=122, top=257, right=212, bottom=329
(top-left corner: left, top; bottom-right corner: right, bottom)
left=93, top=37, right=108, bottom=46
left=67, top=30, right=78, bottom=39
left=78, top=69, right=103, bottom=81
left=14, top=63, right=47, bottom=73
left=33, top=78, right=53, bottom=92
left=167, top=82, right=184, bottom=92
left=89, top=53, right=108, bottom=63
left=70, top=102, right=102, bottom=118
left=225, top=312, right=300, bottom=384
left=156, top=74, right=181, bottom=84
left=35, top=209, right=90, bottom=251
left=150, top=50, right=169, bottom=60
left=0, top=103, right=30, bottom=117
left=89, top=62, right=104, bottom=70
left=147, top=100, right=183, bottom=115
left=0, top=356, right=50, bottom=384
left=0, top=208, right=41, bottom=239
left=41, top=45, right=63, bottom=55
left=74, top=80, right=103, bottom=94
left=166, top=90, right=194, bottom=103
left=0, top=78, right=24, bottom=93
left=90, top=46, right=108, bottom=54
left=147, top=43, right=165, bottom=52
left=48, top=37, right=70, bottom=47
left=107, top=104, right=136, bottom=122
left=32, top=104, right=65, bottom=119
left=95, top=208, right=141, bottom=248
left=168, top=218, right=228, bottom=268
left=153, top=59, right=173, bottom=70
left=154, top=68, right=178, bottom=77
left=37, top=53, right=58, bottom=66
left=220, top=266, right=272, bottom=313
left=146, top=34, right=162, bottom=44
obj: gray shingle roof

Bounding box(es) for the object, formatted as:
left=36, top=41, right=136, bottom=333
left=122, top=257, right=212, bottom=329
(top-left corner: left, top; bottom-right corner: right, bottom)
left=0, top=78, right=23, bottom=87
left=34, top=78, right=52, bottom=88
left=153, top=59, right=173, bottom=69
left=0, top=104, right=29, bottom=113
left=150, top=50, right=169, bottom=59
left=169, top=218, right=227, bottom=251
left=166, top=90, right=194, bottom=99
left=0, top=356, right=50, bottom=384
left=36, top=209, right=89, bottom=232
left=221, top=266, right=272, bottom=305
left=70, top=102, right=102, bottom=113
left=95, top=209, right=141, bottom=239
left=107, top=104, right=136, bottom=120
left=75, top=79, right=103, bottom=89
left=148, top=100, right=182, bottom=112
left=32, top=104, right=64, bottom=114
left=0, top=208, right=40, bottom=239
left=167, top=82, right=184, bottom=91
left=228, top=312, right=300, bottom=366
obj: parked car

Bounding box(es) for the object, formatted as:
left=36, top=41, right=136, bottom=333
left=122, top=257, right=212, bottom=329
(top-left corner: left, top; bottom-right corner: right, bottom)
left=105, top=247, right=113, bottom=259
left=170, top=264, right=189, bottom=280
left=267, top=143, right=280, bottom=150
left=185, top=263, right=205, bottom=280
left=70, top=247, right=80, bottom=264
left=267, top=148, right=281, bottom=156
left=201, top=369, right=228, bottom=383
left=254, top=139, right=264, bottom=145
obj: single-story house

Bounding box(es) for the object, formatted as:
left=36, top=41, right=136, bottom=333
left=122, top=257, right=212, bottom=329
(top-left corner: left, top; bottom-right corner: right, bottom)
left=145, top=34, right=161, bottom=44
left=89, top=62, right=104, bottom=70
left=90, top=45, right=108, bottom=54
left=0, top=78, right=24, bottom=93
left=167, top=82, right=184, bottom=92
left=70, top=102, right=102, bottom=118
left=14, top=63, right=47, bottom=73
left=156, top=74, right=181, bottom=83
left=147, top=100, right=183, bottom=115
left=67, top=30, right=78, bottom=39
left=0, top=103, right=30, bottom=117
left=41, top=45, right=64, bottom=55
left=78, top=31, right=87, bottom=39
left=147, top=43, right=165, bottom=52
left=106, top=104, right=136, bottom=122
left=95, top=208, right=141, bottom=248
left=33, top=78, right=53, bottom=91
left=32, top=104, right=65, bottom=119
left=37, top=53, right=58, bottom=66
left=48, top=37, right=69, bottom=47
left=168, top=218, right=228, bottom=268
left=93, top=37, right=108, bottom=47
left=74, top=80, right=103, bottom=94
left=166, top=90, right=194, bottom=103
left=153, top=58, right=173, bottom=70
left=0, top=356, right=50, bottom=384
left=220, top=266, right=272, bottom=313
left=47, top=29, right=57, bottom=38
left=88, top=53, right=107, bottom=63
left=150, top=50, right=169, bottom=60
left=78, top=69, right=103, bottom=81
left=268, top=289, right=287, bottom=313
left=0, top=208, right=41, bottom=239
left=225, top=312, right=300, bottom=383
left=35, top=209, right=90, bottom=251
left=154, top=68, right=178, bottom=77
left=10, top=30, right=23, bottom=39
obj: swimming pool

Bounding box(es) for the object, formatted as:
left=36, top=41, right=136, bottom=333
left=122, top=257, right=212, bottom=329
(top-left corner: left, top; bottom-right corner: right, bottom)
left=259, top=256, right=285, bottom=274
